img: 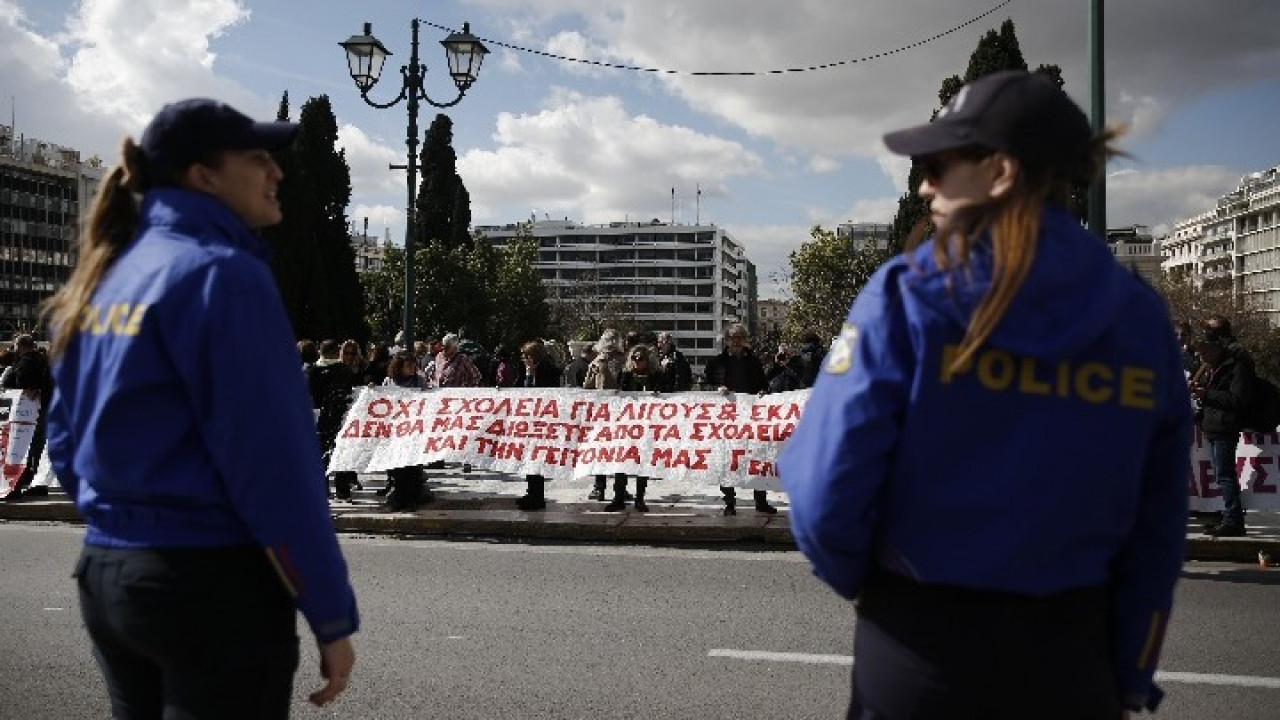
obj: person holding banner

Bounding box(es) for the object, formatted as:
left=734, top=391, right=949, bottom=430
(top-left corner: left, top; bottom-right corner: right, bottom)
left=704, top=323, right=775, bottom=515
left=780, top=71, right=1191, bottom=717
left=42, top=98, right=359, bottom=716
left=310, top=339, right=364, bottom=500
left=381, top=351, right=430, bottom=511
left=515, top=340, right=563, bottom=511
left=0, top=334, right=52, bottom=500
left=604, top=344, right=668, bottom=513
left=583, top=328, right=628, bottom=501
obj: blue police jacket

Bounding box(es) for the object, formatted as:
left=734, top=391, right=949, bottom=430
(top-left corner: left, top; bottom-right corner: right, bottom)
left=779, top=205, right=1190, bottom=710
left=47, top=189, right=359, bottom=643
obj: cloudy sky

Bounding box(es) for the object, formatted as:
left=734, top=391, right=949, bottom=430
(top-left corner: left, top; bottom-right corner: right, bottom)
left=3, top=0, right=1277, bottom=298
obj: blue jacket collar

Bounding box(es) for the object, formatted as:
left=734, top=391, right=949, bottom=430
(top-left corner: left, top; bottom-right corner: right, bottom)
left=139, top=188, right=271, bottom=262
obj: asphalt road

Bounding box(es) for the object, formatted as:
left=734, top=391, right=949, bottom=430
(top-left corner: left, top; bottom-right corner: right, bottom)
left=1, top=523, right=1278, bottom=719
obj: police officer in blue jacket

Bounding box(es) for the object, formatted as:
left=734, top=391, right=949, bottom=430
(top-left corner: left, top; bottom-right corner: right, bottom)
left=43, top=99, right=359, bottom=716
left=779, top=71, right=1191, bottom=718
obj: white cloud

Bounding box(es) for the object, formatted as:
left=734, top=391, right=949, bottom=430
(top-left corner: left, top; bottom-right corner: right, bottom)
left=542, top=30, right=617, bottom=78
left=458, top=89, right=765, bottom=224
left=337, top=123, right=403, bottom=196
left=807, top=155, right=840, bottom=174
left=350, top=204, right=402, bottom=243
left=63, top=0, right=252, bottom=127
left=1107, top=165, right=1242, bottom=232
left=836, top=197, right=901, bottom=227
left=877, top=153, right=914, bottom=194
left=1114, top=92, right=1167, bottom=139
left=474, top=0, right=1280, bottom=164
left=734, top=224, right=809, bottom=300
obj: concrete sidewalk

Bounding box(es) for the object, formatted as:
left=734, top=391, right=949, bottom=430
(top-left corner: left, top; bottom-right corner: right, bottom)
left=2, top=467, right=1277, bottom=563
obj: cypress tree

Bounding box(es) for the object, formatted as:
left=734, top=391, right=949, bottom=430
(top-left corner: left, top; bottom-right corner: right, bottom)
left=414, top=114, right=470, bottom=252
left=265, top=94, right=369, bottom=342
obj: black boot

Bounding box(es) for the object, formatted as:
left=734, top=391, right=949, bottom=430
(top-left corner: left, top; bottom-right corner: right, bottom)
left=517, top=476, right=547, bottom=511
left=634, top=477, right=649, bottom=513
left=604, top=476, right=628, bottom=511
left=334, top=472, right=355, bottom=501
left=385, top=467, right=422, bottom=511
left=754, top=490, right=778, bottom=515
left=616, top=473, right=633, bottom=501
left=721, top=485, right=737, bottom=516
left=588, top=476, right=607, bottom=500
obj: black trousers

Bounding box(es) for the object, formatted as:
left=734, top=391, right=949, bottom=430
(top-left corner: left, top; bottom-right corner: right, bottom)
left=75, top=545, right=300, bottom=720
left=594, top=473, right=626, bottom=491
left=849, top=571, right=1122, bottom=720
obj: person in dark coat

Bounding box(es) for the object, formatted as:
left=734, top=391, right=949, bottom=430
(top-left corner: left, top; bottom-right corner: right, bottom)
left=702, top=323, right=776, bottom=515
left=1190, top=316, right=1254, bottom=536
left=562, top=343, right=593, bottom=388
left=1, top=334, right=53, bottom=499
left=309, top=339, right=363, bottom=500
left=604, top=344, right=668, bottom=512
left=656, top=332, right=693, bottom=392
left=516, top=340, right=562, bottom=511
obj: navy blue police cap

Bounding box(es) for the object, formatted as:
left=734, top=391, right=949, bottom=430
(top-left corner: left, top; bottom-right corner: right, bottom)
left=140, top=98, right=299, bottom=177
left=883, top=70, right=1092, bottom=172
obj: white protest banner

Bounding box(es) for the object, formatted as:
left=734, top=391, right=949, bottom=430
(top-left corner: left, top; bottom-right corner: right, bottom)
left=0, top=389, right=39, bottom=494
left=1189, top=428, right=1280, bottom=511
left=328, top=387, right=808, bottom=491
left=330, top=386, right=1239, bottom=504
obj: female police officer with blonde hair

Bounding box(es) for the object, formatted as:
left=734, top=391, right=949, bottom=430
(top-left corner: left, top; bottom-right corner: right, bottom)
left=43, top=99, right=358, bottom=717
left=780, top=71, right=1191, bottom=718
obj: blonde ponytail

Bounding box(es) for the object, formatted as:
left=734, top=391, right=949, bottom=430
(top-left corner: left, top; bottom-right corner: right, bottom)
left=42, top=138, right=149, bottom=358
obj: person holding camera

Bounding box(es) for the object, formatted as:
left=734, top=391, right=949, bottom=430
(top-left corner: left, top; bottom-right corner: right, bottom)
left=766, top=346, right=806, bottom=394
left=1190, top=316, right=1254, bottom=537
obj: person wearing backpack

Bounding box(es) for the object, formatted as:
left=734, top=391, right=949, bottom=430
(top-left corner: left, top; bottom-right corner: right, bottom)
left=1190, top=316, right=1255, bottom=537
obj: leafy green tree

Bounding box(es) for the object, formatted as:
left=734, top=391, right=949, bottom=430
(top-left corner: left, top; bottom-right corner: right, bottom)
left=785, top=226, right=891, bottom=342
left=484, top=233, right=551, bottom=348
left=264, top=94, right=369, bottom=342
left=409, top=238, right=490, bottom=343
left=544, top=267, right=634, bottom=343
left=887, top=19, right=1065, bottom=253
left=362, top=245, right=405, bottom=342
left=1153, top=273, right=1280, bottom=379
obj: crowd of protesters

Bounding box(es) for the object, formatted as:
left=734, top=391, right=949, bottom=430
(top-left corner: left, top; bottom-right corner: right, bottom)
left=296, top=325, right=826, bottom=514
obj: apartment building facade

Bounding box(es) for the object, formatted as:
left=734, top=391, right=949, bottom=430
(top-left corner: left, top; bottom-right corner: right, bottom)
left=757, top=298, right=788, bottom=338
left=1105, top=224, right=1162, bottom=285
left=1161, top=165, right=1280, bottom=323
left=0, top=125, right=104, bottom=339
left=836, top=221, right=892, bottom=251
left=348, top=222, right=390, bottom=275
left=476, top=219, right=756, bottom=374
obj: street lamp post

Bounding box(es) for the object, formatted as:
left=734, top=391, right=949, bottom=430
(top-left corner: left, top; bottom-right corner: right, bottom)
left=340, top=19, right=488, bottom=348
left=1087, top=0, right=1106, bottom=237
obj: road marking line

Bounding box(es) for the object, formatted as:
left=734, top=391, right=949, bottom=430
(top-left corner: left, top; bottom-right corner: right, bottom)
left=708, top=649, right=852, bottom=666
left=708, top=650, right=1280, bottom=689
left=1157, top=672, right=1280, bottom=689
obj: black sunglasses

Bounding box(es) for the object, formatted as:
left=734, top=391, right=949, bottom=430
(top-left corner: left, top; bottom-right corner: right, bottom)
left=915, top=147, right=992, bottom=183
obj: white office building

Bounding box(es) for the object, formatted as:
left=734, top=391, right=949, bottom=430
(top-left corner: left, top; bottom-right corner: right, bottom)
left=1162, top=165, right=1280, bottom=323
left=0, top=125, right=104, bottom=338
left=475, top=219, right=756, bottom=374
left=836, top=222, right=892, bottom=251
left=1106, top=224, right=1162, bottom=285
